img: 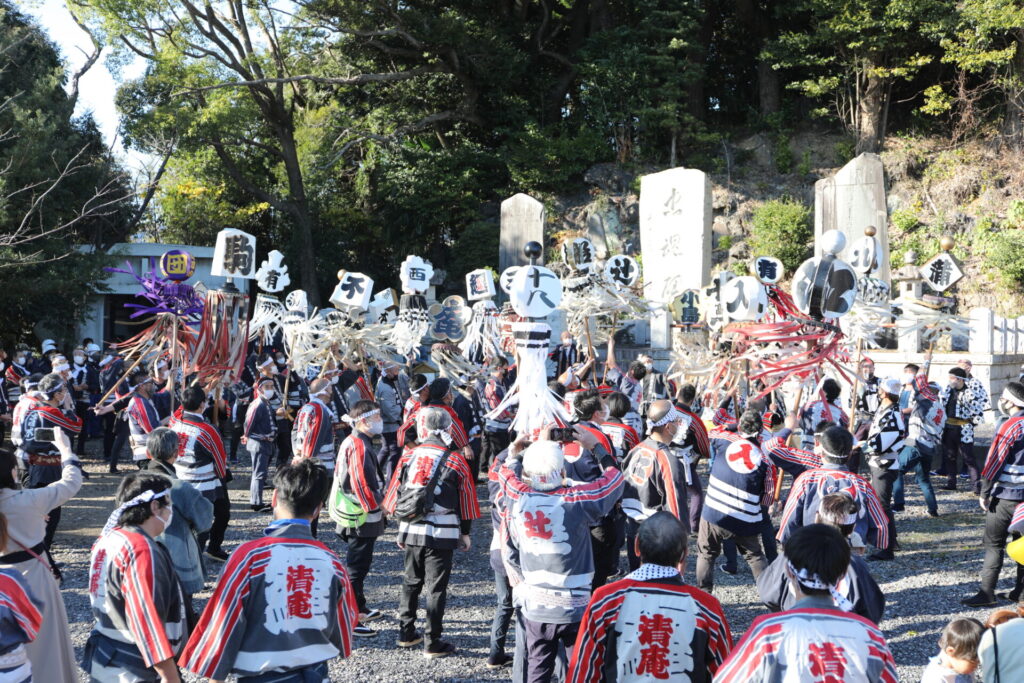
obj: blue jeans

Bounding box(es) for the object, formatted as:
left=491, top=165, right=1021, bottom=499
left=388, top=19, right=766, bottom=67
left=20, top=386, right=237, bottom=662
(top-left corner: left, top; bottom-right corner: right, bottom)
left=893, top=444, right=938, bottom=514
left=490, top=570, right=514, bottom=658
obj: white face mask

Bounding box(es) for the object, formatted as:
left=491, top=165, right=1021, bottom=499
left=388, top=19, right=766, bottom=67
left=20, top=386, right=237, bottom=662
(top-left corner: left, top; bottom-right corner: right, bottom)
left=73, top=355, right=85, bottom=364
left=157, top=505, right=173, bottom=533
left=902, top=373, right=915, bottom=385
left=14, top=356, right=24, bottom=365
left=331, top=375, right=340, bottom=385
left=262, top=389, right=276, bottom=400
left=276, top=357, right=286, bottom=365
left=366, top=419, right=384, bottom=435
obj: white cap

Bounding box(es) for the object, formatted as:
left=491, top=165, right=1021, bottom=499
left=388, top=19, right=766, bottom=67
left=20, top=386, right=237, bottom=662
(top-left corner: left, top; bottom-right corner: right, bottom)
left=41, top=339, right=57, bottom=353
left=85, top=343, right=100, bottom=353
left=881, top=378, right=902, bottom=395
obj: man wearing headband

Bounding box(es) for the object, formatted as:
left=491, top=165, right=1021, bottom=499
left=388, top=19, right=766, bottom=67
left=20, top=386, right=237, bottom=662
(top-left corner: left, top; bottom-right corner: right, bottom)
left=892, top=368, right=942, bottom=517
left=603, top=334, right=646, bottom=411
left=336, top=400, right=387, bottom=637
left=671, top=384, right=712, bottom=534
left=84, top=473, right=186, bottom=682
left=382, top=407, right=480, bottom=658
left=696, top=409, right=807, bottom=594
left=242, top=376, right=278, bottom=512
left=777, top=426, right=890, bottom=560
left=4, top=346, right=29, bottom=406
left=69, top=345, right=97, bottom=454
left=375, top=361, right=405, bottom=483
left=94, top=368, right=162, bottom=472
left=256, top=352, right=295, bottom=468
left=169, top=386, right=231, bottom=562
left=718, top=524, right=897, bottom=681
left=180, top=459, right=358, bottom=681
left=395, top=373, right=431, bottom=450
left=97, top=347, right=125, bottom=465
left=940, top=365, right=988, bottom=493
left=499, top=435, right=623, bottom=682
left=759, top=493, right=886, bottom=624
left=291, top=377, right=339, bottom=538
left=568, top=513, right=732, bottom=683
left=621, top=399, right=689, bottom=572
left=9, top=374, right=43, bottom=450
left=20, top=373, right=83, bottom=553
left=860, top=377, right=905, bottom=562
left=798, top=378, right=848, bottom=450
left=962, top=380, right=1024, bottom=608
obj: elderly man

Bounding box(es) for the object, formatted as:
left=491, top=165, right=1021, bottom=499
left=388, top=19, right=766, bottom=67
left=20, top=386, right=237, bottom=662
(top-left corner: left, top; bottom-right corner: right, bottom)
left=621, top=399, right=689, bottom=571
left=499, top=431, right=624, bottom=683
left=568, top=513, right=732, bottom=683
left=383, top=407, right=480, bottom=658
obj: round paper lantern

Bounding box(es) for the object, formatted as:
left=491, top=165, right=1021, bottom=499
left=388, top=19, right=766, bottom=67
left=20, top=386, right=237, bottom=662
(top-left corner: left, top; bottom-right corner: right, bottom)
left=820, top=229, right=847, bottom=256
left=509, top=265, right=562, bottom=318
left=159, top=249, right=196, bottom=281
left=792, top=255, right=858, bottom=319
left=721, top=276, right=768, bottom=321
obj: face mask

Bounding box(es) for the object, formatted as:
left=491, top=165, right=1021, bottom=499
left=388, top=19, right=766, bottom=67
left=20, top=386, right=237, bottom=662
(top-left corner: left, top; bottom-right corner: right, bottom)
left=73, top=355, right=85, bottom=364
left=1000, top=399, right=1013, bottom=415
left=157, top=505, right=173, bottom=533
left=14, top=356, right=24, bottom=365
left=902, top=373, right=915, bottom=385
left=331, top=375, right=339, bottom=385
left=262, top=389, right=276, bottom=399
left=276, top=357, right=286, bottom=365
left=366, top=419, right=384, bottom=435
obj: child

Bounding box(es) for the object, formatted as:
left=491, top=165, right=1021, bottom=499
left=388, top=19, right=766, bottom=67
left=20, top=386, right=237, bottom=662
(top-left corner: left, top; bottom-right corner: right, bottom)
left=921, top=617, right=984, bottom=682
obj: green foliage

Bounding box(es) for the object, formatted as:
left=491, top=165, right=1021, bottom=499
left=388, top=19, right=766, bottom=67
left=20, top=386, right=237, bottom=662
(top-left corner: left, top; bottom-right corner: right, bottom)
left=503, top=124, right=608, bottom=194
left=890, top=208, right=922, bottom=232
left=448, top=220, right=500, bottom=288
left=748, top=198, right=813, bottom=272
left=0, top=2, right=131, bottom=346
left=983, top=232, right=1024, bottom=286
left=834, top=139, right=856, bottom=164
left=774, top=135, right=794, bottom=174
left=1006, top=199, right=1024, bottom=228
left=718, top=235, right=733, bottom=251
left=797, top=150, right=813, bottom=176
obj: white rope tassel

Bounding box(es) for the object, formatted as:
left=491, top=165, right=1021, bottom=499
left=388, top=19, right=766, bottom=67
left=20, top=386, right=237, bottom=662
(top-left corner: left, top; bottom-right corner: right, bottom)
left=248, top=293, right=286, bottom=345
left=486, top=321, right=569, bottom=436
left=459, top=299, right=502, bottom=362
left=390, top=294, right=430, bottom=358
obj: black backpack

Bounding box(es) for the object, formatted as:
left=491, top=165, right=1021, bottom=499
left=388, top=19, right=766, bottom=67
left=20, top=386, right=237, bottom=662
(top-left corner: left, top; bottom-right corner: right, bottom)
left=392, top=447, right=454, bottom=524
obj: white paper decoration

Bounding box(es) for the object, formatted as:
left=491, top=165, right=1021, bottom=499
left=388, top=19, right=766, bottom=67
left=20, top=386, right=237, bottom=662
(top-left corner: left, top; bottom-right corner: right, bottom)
left=329, top=271, right=374, bottom=310
left=752, top=256, right=784, bottom=285
left=211, top=228, right=257, bottom=279
left=562, top=238, right=596, bottom=273
left=466, top=269, right=496, bottom=301
left=604, top=255, right=640, bottom=288
left=399, top=255, right=434, bottom=294
left=509, top=265, right=563, bottom=318
left=720, top=276, right=769, bottom=321
left=255, top=249, right=290, bottom=293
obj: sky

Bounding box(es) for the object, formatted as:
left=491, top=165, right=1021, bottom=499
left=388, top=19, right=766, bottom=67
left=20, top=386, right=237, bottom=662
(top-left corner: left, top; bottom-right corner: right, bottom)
left=19, top=0, right=148, bottom=168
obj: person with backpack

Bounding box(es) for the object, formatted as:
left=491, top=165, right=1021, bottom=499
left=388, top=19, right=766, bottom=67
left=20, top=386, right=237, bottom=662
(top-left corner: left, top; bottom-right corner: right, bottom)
left=334, top=400, right=387, bottom=638
left=382, top=406, right=480, bottom=658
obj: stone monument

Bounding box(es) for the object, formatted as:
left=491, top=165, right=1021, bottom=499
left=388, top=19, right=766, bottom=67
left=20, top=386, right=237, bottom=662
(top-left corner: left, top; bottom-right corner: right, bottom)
left=639, top=167, right=713, bottom=348
left=814, top=152, right=890, bottom=282
left=499, top=193, right=546, bottom=274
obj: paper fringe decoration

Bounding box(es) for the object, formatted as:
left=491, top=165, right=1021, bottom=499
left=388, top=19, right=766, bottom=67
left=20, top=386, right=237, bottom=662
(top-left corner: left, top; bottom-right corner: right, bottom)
left=115, top=312, right=197, bottom=366
left=191, top=288, right=250, bottom=379
left=390, top=294, right=430, bottom=358
left=843, top=300, right=892, bottom=349
left=486, top=321, right=569, bottom=435
left=896, top=298, right=971, bottom=344
left=498, top=303, right=526, bottom=354
left=105, top=258, right=204, bottom=319
left=279, top=307, right=395, bottom=377
left=667, top=328, right=719, bottom=382
left=248, top=294, right=286, bottom=346
left=459, top=299, right=502, bottom=363
left=559, top=272, right=653, bottom=345
left=431, top=343, right=482, bottom=385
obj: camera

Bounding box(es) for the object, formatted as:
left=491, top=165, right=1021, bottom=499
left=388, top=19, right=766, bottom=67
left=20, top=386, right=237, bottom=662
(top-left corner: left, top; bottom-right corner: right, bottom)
left=548, top=426, right=576, bottom=443
left=34, top=428, right=57, bottom=443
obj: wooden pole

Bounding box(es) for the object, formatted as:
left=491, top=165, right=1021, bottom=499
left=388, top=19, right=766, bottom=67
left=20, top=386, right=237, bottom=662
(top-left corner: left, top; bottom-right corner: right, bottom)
left=846, top=337, right=864, bottom=435
left=282, top=367, right=294, bottom=422
left=774, top=382, right=807, bottom=503
left=169, top=316, right=179, bottom=415
left=94, top=352, right=148, bottom=406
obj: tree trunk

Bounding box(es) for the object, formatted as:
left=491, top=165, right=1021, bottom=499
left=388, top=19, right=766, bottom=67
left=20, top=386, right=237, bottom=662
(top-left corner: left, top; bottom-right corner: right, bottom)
left=1001, top=29, right=1024, bottom=147
left=758, top=61, right=780, bottom=115
left=274, top=116, right=321, bottom=305
left=856, top=69, right=885, bottom=154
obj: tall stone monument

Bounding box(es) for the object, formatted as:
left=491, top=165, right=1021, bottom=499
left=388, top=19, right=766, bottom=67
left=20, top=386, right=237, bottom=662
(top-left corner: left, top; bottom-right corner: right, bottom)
left=814, top=152, right=890, bottom=282
left=639, top=168, right=713, bottom=348
left=499, top=193, right=546, bottom=274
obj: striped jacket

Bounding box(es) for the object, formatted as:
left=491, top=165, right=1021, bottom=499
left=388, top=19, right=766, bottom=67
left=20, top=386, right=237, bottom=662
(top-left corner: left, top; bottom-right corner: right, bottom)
left=169, top=411, right=227, bottom=493
left=777, top=464, right=889, bottom=550
left=499, top=459, right=624, bottom=624
left=621, top=440, right=688, bottom=530
left=19, top=402, right=83, bottom=486
left=906, top=375, right=944, bottom=449
left=86, top=527, right=187, bottom=679
left=243, top=396, right=278, bottom=441
left=336, top=431, right=385, bottom=537
left=3, top=362, right=27, bottom=404
left=716, top=601, right=898, bottom=683
left=292, top=399, right=337, bottom=472
left=600, top=420, right=640, bottom=464
left=9, top=392, right=42, bottom=448
left=799, top=398, right=848, bottom=448
left=1011, top=501, right=1024, bottom=533
left=0, top=568, right=42, bottom=683
left=756, top=552, right=886, bottom=625
left=396, top=402, right=470, bottom=450
left=981, top=411, right=1024, bottom=501
left=127, top=395, right=160, bottom=462
left=178, top=522, right=357, bottom=680
left=383, top=438, right=481, bottom=549
left=568, top=570, right=731, bottom=683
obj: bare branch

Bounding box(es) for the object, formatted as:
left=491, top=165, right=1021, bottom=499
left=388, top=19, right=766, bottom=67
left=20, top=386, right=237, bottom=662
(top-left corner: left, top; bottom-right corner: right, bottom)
left=169, top=66, right=441, bottom=97
left=66, top=2, right=103, bottom=107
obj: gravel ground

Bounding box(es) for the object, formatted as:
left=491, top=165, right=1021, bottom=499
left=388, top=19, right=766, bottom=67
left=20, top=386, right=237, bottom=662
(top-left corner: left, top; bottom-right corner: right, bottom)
left=53, top=430, right=1019, bottom=682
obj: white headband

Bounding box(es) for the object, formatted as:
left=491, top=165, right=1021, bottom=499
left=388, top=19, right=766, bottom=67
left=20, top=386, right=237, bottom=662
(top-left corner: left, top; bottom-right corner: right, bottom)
left=258, top=357, right=274, bottom=368
left=786, top=559, right=854, bottom=612
left=52, top=363, right=70, bottom=373
left=102, top=489, right=170, bottom=536
left=342, top=408, right=380, bottom=424
left=1002, top=386, right=1024, bottom=408
left=423, top=428, right=453, bottom=446
left=646, top=406, right=683, bottom=431
left=525, top=469, right=564, bottom=492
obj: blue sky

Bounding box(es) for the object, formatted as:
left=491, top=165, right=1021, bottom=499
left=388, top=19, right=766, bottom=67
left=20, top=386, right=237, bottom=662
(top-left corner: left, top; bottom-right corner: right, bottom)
left=20, top=0, right=147, bottom=166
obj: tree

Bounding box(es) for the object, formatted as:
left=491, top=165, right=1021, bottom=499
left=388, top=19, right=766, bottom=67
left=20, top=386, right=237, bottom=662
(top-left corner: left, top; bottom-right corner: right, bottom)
left=0, top=1, right=133, bottom=346
left=767, top=0, right=950, bottom=153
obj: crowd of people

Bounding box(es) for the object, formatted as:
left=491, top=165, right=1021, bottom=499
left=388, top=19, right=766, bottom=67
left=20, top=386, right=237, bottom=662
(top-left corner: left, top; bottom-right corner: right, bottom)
left=0, top=332, right=1022, bottom=681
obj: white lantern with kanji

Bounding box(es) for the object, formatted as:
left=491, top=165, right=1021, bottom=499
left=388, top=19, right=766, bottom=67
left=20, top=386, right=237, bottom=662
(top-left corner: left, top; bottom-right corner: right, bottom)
left=211, top=228, right=257, bottom=279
